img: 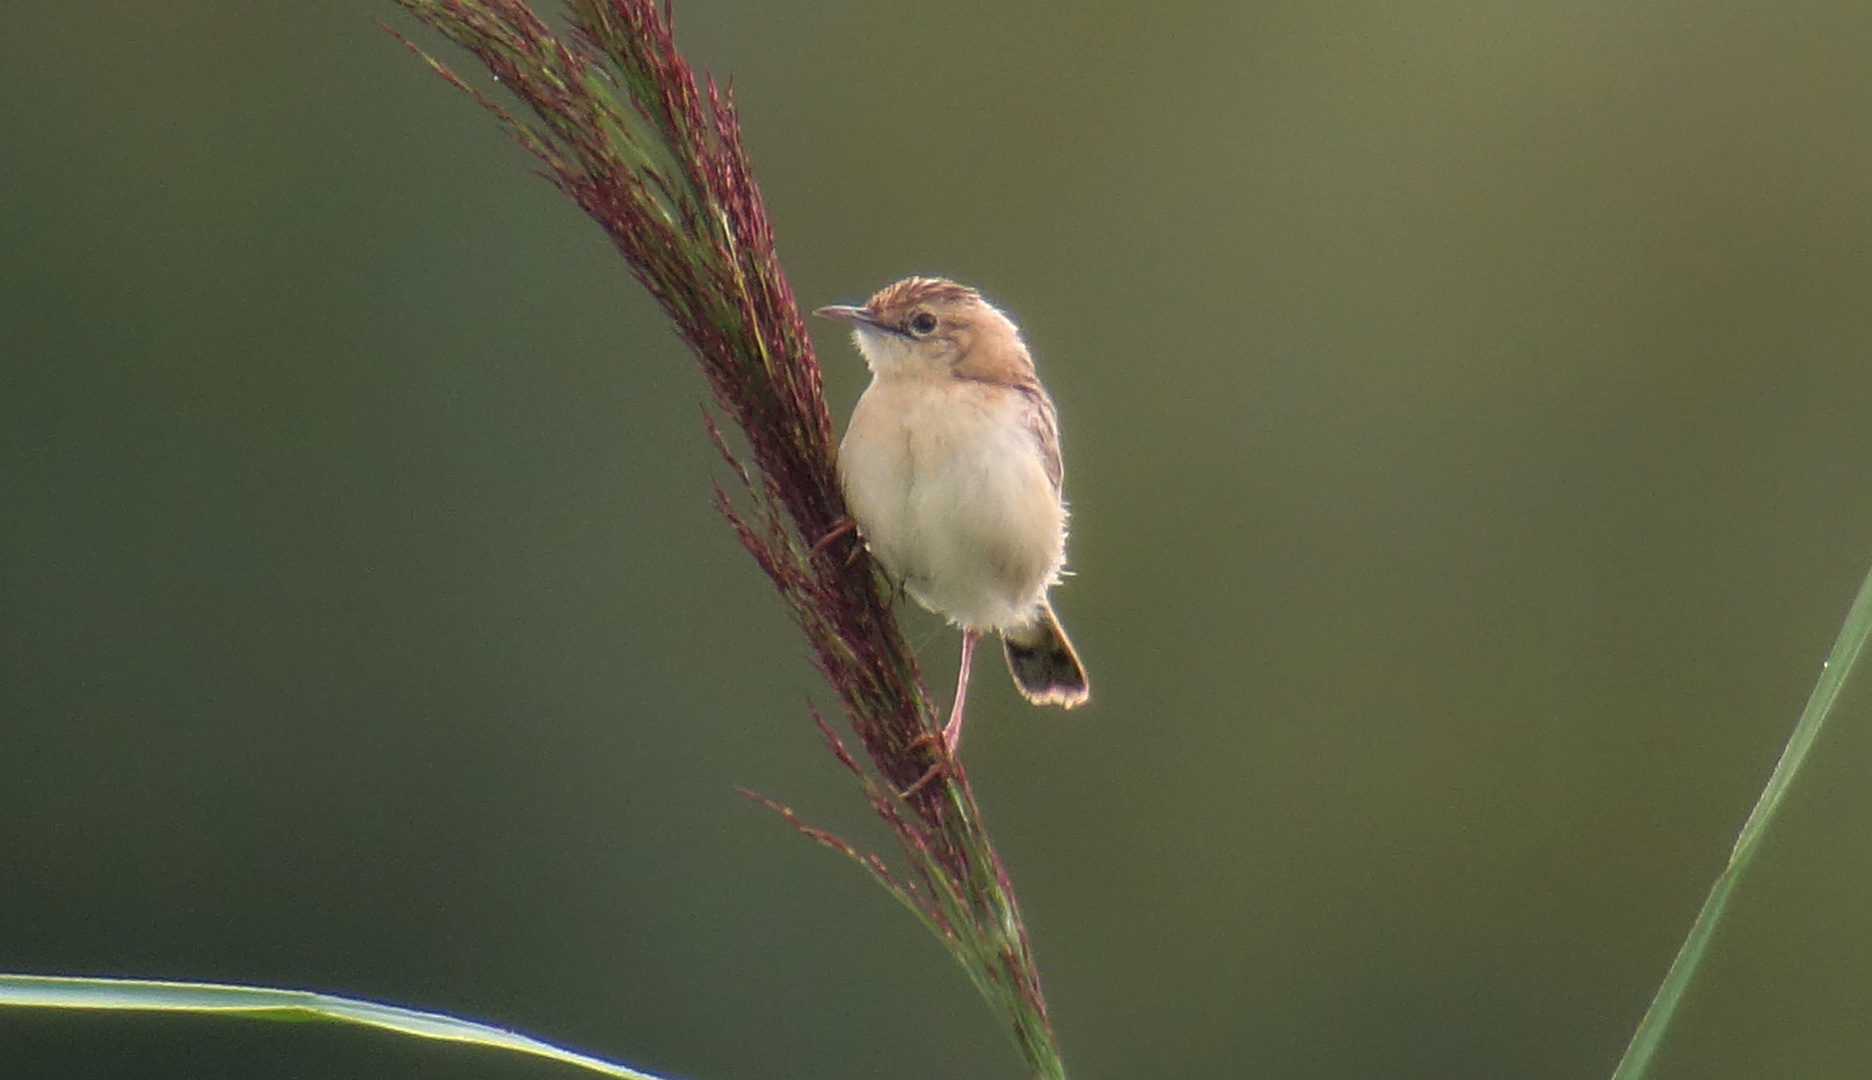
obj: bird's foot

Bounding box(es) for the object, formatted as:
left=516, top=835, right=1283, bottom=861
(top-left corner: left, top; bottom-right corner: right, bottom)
left=809, top=517, right=857, bottom=556
left=897, top=758, right=948, bottom=799
left=897, top=727, right=958, bottom=798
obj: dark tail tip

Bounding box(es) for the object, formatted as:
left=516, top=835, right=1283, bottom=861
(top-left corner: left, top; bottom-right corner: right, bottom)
left=1003, top=602, right=1090, bottom=709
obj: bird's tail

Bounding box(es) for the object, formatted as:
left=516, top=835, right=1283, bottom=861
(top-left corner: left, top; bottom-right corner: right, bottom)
left=1003, top=601, right=1090, bottom=708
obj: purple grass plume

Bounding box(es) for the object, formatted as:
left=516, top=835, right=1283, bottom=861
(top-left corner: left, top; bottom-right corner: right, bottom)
left=390, top=3, right=1064, bottom=1075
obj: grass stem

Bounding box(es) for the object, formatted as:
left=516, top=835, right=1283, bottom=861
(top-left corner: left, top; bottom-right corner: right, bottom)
left=1611, top=556, right=1872, bottom=1078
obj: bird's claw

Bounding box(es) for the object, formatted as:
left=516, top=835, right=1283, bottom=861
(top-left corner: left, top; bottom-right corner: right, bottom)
left=810, top=517, right=857, bottom=556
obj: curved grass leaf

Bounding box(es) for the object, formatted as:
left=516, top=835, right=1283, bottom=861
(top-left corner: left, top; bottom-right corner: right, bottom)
left=0, top=974, right=677, bottom=1080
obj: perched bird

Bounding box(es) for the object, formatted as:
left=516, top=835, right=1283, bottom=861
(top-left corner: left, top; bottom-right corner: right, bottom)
left=817, top=277, right=1089, bottom=754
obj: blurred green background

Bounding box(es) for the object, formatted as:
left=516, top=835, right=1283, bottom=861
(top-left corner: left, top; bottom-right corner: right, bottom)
left=4, top=2, right=1872, bottom=1077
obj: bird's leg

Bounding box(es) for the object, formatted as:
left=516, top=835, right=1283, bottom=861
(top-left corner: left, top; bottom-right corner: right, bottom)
left=899, top=628, right=982, bottom=797
left=942, top=628, right=981, bottom=755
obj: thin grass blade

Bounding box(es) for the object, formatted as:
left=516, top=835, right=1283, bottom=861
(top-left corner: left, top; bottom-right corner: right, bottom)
left=0, top=974, right=678, bottom=1080
left=1612, top=555, right=1872, bottom=1079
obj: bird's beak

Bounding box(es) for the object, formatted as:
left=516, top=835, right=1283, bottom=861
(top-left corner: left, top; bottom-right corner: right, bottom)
left=813, top=304, right=876, bottom=327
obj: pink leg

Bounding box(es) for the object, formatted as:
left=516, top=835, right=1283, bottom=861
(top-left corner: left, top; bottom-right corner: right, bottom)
left=943, top=628, right=982, bottom=754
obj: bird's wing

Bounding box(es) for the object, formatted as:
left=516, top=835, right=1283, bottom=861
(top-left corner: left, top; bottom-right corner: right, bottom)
left=1017, top=380, right=1064, bottom=496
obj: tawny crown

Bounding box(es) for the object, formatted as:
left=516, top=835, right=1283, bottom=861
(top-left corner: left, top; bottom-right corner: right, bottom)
left=864, top=277, right=982, bottom=318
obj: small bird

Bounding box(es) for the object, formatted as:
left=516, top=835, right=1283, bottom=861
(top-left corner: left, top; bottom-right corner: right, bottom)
left=817, top=277, right=1089, bottom=754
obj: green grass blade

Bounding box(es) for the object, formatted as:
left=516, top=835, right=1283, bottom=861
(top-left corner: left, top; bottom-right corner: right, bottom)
left=1612, top=556, right=1872, bottom=1079
left=0, top=974, right=679, bottom=1080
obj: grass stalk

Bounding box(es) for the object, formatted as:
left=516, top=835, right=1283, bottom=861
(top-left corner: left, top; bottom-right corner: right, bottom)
left=387, top=2, right=1066, bottom=1074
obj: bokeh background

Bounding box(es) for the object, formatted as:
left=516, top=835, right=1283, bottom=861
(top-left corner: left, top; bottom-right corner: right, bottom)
left=5, top=2, right=1872, bottom=1077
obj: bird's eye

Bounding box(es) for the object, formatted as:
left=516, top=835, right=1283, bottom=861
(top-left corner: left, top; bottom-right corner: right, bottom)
left=909, top=311, right=939, bottom=336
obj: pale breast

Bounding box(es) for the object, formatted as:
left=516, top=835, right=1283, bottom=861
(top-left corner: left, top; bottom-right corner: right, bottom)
left=838, top=377, right=1065, bottom=632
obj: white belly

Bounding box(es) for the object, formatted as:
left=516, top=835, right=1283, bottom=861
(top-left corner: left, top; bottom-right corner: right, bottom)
left=839, top=378, right=1064, bottom=632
